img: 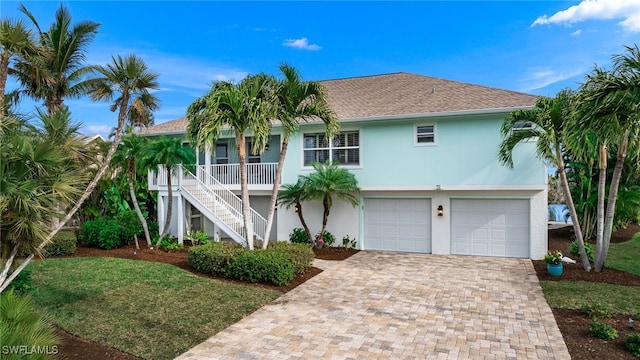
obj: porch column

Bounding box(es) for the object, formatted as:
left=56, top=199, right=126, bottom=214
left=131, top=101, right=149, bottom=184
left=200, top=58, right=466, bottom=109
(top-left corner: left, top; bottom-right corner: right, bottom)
left=157, top=194, right=165, bottom=239
left=177, top=195, right=184, bottom=244
left=204, top=144, right=211, bottom=185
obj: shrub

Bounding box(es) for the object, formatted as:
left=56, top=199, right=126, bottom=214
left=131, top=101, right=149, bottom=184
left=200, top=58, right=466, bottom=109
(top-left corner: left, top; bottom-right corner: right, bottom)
left=0, top=289, right=60, bottom=360
left=188, top=242, right=244, bottom=275
left=570, top=240, right=594, bottom=261
left=79, top=218, right=107, bottom=246
left=43, top=230, right=76, bottom=256
left=588, top=320, right=618, bottom=340
left=185, top=230, right=211, bottom=246
left=342, top=235, right=357, bottom=249
left=117, top=210, right=143, bottom=244
left=226, top=250, right=295, bottom=286
left=7, top=269, right=32, bottom=294
left=147, top=221, right=160, bottom=238
left=157, top=236, right=183, bottom=252
left=97, top=219, right=124, bottom=250
left=316, top=231, right=335, bottom=247
left=268, top=241, right=314, bottom=274
left=581, top=301, right=613, bottom=319
left=289, top=228, right=311, bottom=245
left=624, top=333, right=640, bottom=357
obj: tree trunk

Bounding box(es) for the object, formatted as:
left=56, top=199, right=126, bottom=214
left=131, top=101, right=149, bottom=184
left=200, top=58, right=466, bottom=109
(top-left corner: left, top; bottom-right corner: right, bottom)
left=0, top=244, right=20, bottom=290
left=556, top=143, right=591, bottom=271
left=0, top=53, right=9, bottom=125
left=262, top=137, right=287, bottom=249
left=595, top=135, right=629, bottom=272
left=0, top=92, right=131, bottom=293
left=594, top=143, right=607, bottom=272
left=237, top=132, right=254, bottom=250
left=128, top=162, right=151, bottom=248
left=155, top=164, right=173, bottom=247
left=295, top=203, right=313, bottom=243
left=319, top=195, right=331, bottom=238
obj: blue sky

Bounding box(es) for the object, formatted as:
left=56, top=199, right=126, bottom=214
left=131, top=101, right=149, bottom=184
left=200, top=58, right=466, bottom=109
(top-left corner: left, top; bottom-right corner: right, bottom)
left=3, top=0, right=639, bottom=139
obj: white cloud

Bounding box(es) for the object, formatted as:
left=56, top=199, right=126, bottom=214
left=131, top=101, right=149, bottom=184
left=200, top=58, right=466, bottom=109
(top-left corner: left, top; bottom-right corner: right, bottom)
left=283, top=37, right=322, bottom=51
left=86, top=124, right=112, bottom=137
left=519, top=67, right=586, bottom=92
left=532, top=0, right=640, bottom=33
left=571, top=29, right=582, bottom=36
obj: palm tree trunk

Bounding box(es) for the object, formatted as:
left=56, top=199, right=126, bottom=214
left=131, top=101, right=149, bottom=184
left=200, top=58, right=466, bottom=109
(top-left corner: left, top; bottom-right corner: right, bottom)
left=128, top=164, right=151, bottom=248
left=596, top=135, right=629, bottom=272
left=594, top=143, right=607, bottom=272
left=0, top=244, right=20, bottom=291
left=320, top=196, right=330, bottom=238
left=0, top=53, right=9, bottom=125
left=155, top=164, right=173, bottom=247
left=0, top=92, right=130, bottom=292
left=556, top=144, right=591, bottom=271
left=237, top=133, right=254, bottom=250
left=262, top=137, right=287, bottom=249
left=296, top=203, right=313, bottom=242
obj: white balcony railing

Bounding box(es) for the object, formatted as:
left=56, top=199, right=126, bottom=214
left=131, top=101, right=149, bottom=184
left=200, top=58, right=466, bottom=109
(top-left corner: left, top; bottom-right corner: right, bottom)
left=202, top=163, right=278, bottom=185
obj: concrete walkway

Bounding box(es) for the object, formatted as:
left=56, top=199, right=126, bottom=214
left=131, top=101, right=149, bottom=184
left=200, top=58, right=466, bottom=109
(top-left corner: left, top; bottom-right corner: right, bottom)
left=176, top=252, right=570, bottom=360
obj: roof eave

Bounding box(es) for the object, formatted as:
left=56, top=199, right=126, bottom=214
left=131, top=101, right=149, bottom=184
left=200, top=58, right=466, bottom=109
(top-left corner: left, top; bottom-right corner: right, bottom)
left=338, top=106, right=535, bottom=124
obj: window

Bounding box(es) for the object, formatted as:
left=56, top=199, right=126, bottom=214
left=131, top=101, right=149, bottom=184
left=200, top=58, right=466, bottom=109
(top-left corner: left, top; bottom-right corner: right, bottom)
left=303, top=131, right=360, bottom=166
left=511, top=120, right=534, bottom=134
left=415, top=124, right=436, bottom=145
left=215, top=143, right=228, bottom=164
left=246, top=138, right=261, bottom=163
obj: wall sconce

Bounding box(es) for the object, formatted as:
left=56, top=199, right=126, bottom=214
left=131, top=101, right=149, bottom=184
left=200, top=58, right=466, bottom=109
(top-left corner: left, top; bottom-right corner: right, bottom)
left=437, top=205, right=444, bottom=217
left=265, top=144, right=270, bottom=151
left=294, top=204, right=300, bottom=213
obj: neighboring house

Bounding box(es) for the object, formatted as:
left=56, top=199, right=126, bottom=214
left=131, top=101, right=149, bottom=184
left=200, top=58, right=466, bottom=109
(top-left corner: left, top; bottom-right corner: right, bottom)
left=141, top=72, right=547, bottom=259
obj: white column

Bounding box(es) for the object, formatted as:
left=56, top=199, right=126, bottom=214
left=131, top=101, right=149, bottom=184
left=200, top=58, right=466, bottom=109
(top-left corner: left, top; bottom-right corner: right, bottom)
left=177, top=195, right=184, bottom=244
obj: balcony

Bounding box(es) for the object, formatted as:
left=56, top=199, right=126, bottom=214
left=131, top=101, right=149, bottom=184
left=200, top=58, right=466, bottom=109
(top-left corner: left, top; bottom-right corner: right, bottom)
left=149, top=163, right=279, bottom=190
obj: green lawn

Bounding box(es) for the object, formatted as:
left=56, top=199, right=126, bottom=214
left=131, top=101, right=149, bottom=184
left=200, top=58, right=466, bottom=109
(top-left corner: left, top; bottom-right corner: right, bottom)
left=28, top=257, right=281, bottom=360
left=540, top=230, right=640, bottom=317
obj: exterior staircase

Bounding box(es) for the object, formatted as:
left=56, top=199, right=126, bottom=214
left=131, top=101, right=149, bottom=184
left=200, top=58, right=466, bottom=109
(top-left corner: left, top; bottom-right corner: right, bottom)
left=166, top=165, right=267, bottom=247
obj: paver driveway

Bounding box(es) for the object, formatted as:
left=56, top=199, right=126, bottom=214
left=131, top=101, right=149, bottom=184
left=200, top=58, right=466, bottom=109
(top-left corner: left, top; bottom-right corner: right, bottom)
left=176, top=252, right=570, bottom=360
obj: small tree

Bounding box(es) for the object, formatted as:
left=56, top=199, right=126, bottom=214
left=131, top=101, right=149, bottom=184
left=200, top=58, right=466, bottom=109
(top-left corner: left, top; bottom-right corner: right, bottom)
left=277, top=179, right=313, bottom=242
left=301, top=161, right=360, bottom=239
left=141, top=136, right=195, bottom=247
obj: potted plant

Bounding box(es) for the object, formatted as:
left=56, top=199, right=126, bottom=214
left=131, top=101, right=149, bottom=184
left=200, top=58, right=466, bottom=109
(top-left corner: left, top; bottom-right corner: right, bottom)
left=545, top=250, right=563, bottom=276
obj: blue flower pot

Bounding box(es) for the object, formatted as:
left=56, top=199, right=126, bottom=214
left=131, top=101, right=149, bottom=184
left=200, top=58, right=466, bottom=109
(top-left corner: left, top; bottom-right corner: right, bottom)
left=547, top=263, right=563, bottom=276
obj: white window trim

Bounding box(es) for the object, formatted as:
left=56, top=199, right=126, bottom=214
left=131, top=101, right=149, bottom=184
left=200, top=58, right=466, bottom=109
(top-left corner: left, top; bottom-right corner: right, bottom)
left=414, top=123, right=437, bottom=146
left=301, top=129, right=362, bottom=169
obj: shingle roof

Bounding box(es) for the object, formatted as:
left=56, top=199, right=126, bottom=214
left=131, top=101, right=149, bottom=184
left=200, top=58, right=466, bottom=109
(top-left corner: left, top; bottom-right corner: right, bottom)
left=141, top=72, right=538, bottom=135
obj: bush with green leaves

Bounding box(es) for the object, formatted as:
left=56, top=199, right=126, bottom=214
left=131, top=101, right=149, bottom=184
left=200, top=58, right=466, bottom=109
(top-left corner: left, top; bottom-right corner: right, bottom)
left=97, top=219, right=124, bottom=250
left=624, top=333, right=640, bottom=357
left=147, top=221, right=160, bottom=238
left=316, top=231, right=335, bottom=247
left=43, top=230, right=77, bottom=256
left=588, top=320, right=618, bottom=340
left=78, top=218, right=107, bottom=246
left=226, top=249, right=295, bottom=286
left=185, top=230, right=211, bottom=246
left=156, top=236, right=183, bottom=252
left=116, top=210, right=143, bottom=243
left=7, top=269, right=32, bottom=294
left=289, top=227, right=311, bottom=245
left=268, top=241, right=314, bottom=274
left=342, top=235, right=357, bottom=249
left=581, top=301, right=613, bottom=319
left=0, top=289, right=60, bottom=360
left=188, top=242, right=244, bottom=275
left=570, top=240, right=594, bottom=261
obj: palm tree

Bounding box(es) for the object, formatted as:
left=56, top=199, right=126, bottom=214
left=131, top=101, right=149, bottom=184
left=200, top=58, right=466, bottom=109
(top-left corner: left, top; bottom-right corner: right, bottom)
left=0, top=17, right=37, bottom=123
left=498, top=89, right=592, bottom=271
left=0, top=55, right=160, bottom=291
left=302, top=161, right=360, bottom=240
left=0, top=115, right=85, bottom=292
left=141, top=136, right=195, bottom=247
left=113, top=133, right=152, bottom=249
left=277, top=179, right=313, bottom=242
left=571, top=44, right=640, bottom=272
left=13, top=3, right=100, bottom=114
left=261, top=63, right=339, bottom=248
left=186, top=74, right=275, bottom=250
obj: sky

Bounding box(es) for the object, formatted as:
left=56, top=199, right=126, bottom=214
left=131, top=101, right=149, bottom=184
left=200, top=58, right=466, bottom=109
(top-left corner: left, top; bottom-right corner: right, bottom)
left=2, top=0, right=639, bottom=139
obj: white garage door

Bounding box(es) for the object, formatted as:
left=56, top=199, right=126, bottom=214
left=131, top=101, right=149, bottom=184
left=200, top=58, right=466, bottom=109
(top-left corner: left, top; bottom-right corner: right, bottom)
left=364, top=198, right=431, bottom=253
left=451, top=199, right=529, bottom=258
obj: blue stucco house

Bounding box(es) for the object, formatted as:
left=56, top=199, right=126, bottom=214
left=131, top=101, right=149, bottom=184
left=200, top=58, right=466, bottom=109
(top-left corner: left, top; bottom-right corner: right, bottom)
left=142, top=72, right=547, bottom=259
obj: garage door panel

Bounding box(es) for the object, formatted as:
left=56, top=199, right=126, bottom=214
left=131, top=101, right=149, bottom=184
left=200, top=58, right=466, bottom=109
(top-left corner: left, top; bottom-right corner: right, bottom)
left=364, top=198, right=431, bottom=253
left=452, top=199, right=529, bottom=258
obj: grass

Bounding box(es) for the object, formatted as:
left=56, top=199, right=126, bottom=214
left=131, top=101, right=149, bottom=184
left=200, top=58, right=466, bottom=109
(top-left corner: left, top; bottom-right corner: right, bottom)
left=540, top=230, right=640, bottom=317
left=540, top=281, right=640, bottom=316
left=607, top=232, right=640, bottom=276
left=28, top=257, right=282, bottom=360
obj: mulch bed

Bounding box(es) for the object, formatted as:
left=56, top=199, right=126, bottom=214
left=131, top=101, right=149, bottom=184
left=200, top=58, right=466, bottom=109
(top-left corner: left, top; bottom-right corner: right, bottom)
left=46, top=225, right=639, bottom=360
